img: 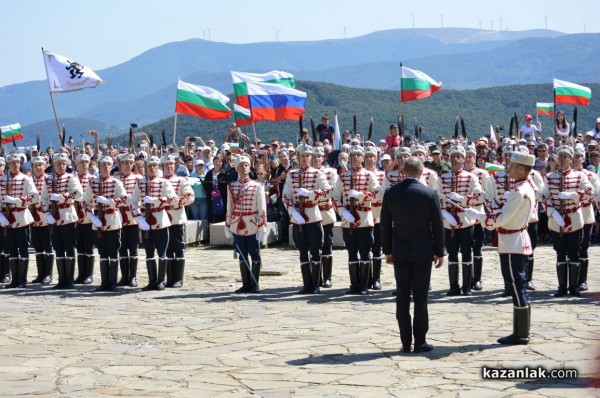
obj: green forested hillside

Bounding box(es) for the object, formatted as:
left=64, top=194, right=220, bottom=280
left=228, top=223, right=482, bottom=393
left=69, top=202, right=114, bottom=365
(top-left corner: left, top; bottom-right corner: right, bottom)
left=129, top=81, right=600, bottom=147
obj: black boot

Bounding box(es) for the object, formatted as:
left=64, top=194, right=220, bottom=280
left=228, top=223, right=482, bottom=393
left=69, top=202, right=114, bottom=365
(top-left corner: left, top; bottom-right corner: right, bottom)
left=371, top=257, right=382, bottom=290
left=235, top=261, right=251, bottom=293
left=83, top=255, right=94, bottom=285
left=18, top=258, right=28, bottom=288
left=0, top=255, right=10, bottom=284
left=156, top=258, right=166, bottom=291
left=165, top=258, right=174, bottom=287
left=310, top=260, right=321, bottom=294
left=31, top=253, right=45, bottom=283
left=250, top=261, right=261, bottom=293
left=526, top=256, right=535, bottom=290
left=321, top=256, right=332, bottom=288
left=299, top=262, right=312, bottom=294
left=578, top=258, right=588, bottom=291
left=5, top=258, right=19, bottom=288
left=498, top=306, right=530, bottom=345
left=171, top=258, right=185, bottom=288
left=345, top=262, right=359, bottom=295
left=447, top=262, right=461, bottom=296
left=64, top=257, right=75, bottom=289
left=142, top=258, right=158, bottom=291
left=108, top=259, right=119, bottom=292
left=568, top=262, right=581, bottom=297
left=472, top=256, right=483, bottom=291
left=117, top=256, right=130, bottom=286
left=53, top=258, right=66, bottom=289
left=129, top=257, right=138, bottom=287
left=358, top=261, right=370, bottom=295
left=74, top=254, right=86, bottom=284
left=42, top=253, right=54, bottom=285
left=462, top=262, right=473, bottom=296
left=95, top=259, right=109, bottom=292
left=553, top=262, right=568, bottom=297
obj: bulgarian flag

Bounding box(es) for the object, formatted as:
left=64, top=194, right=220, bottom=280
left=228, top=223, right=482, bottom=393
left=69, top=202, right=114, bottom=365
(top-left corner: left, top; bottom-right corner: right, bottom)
left=231, top=70, right=295, bottom=108
left=536, top=102, right=554, bottom=117
left=400, top=66, right=442, bottom=102
left=233, top=104, right=253, bottom=127
left=554, top=79, right=592, bottom=106
left=175, top=80, right=232, bottom=120
left=485, top=162, right=504, bottom=175
left=0, top=123, right=24, bottom=144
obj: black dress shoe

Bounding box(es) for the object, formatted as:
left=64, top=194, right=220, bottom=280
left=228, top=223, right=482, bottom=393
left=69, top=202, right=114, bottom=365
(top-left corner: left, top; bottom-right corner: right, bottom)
left=401, top=345, right=411, bottom=353
left=413, top=343, right=434, bottom=353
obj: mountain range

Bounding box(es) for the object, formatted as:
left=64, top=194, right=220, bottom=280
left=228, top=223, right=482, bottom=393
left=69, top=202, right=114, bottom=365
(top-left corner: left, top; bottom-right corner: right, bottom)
left=1, top=27, right=599, bottom=147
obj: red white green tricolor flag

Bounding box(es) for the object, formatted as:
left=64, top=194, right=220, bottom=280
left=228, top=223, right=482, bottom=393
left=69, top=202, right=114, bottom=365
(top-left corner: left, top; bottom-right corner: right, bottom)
left=231, top=70, right=295, bottom=108
left=553, top=79, right=592, bottom=106
left=400, top=66, right=442, bottom=102
left=536, top=102, right=554, bottom=117
left=175, top=80, right=232, bottom=120
left=233, top=104, right=253, bottom=127
left=0, top=123, right=24, bottom=145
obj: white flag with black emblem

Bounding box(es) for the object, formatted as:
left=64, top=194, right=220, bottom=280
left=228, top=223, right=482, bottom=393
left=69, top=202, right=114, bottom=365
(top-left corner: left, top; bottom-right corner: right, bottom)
left=42, top=50, right=104, bottom=93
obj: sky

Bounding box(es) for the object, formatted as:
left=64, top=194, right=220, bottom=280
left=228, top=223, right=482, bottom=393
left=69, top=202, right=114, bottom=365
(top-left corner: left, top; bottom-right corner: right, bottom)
left=1, top=0, right=598, bottom=87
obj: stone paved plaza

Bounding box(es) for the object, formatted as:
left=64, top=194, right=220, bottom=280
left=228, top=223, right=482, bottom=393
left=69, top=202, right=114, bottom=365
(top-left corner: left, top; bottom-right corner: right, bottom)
left=0, top=243, right=598, bottom=397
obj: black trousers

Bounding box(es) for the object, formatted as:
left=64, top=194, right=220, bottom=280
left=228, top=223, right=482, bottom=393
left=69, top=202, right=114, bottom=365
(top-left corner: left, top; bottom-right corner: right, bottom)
left=551, top=230, right=582, bottom=263
left=321, top=223, right=334, bottom=257
left=395, top=258, right=432, bottom=347
left=445, top=227, right=474, bottom=263
left=52, top=223, right=77, bottom=258
left=233, top=233, right=261, bottom=262
left=371, top=223, right=382, bottom=258
left=30, top=226, right=53, bottom=253
left=76, top=223, right=94, bottom=255
left=472, top=224, right=483, bottom=257
left=579, top=223, right=593, bottom=259
left=95, top=230, right=121, bottom=260
left=119, top=225, right=140, bottom=258
left=292, top=222, right=324, bottom=263
left=527, top=222, right=538, bottom=251
left=142, top=228, right=169, bottom=260
left=342, top=227, right=374, bottom=262
left=500, top=253, right=529, bottom=308
left=166, top=224, right=185, bottom=259
left=6, top=227, right=30, bottom=258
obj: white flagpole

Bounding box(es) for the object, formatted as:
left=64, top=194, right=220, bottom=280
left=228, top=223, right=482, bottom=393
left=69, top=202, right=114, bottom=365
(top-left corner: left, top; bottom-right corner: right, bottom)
left=173, top=77, right=179, bottom=145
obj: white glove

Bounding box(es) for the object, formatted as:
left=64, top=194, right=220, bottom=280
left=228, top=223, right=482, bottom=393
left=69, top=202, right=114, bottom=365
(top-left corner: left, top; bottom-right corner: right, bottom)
left=87, top=212, right=103, bottom=228
left=341, top=208, right=356, bottom=224
left=552, top=210, right=566, bottom=228
left=297, top=188, right=311, bottom=197
left=441, top=209, right=458, bottom=227
left=448, top=192, right=465, bottom=202
left=49, top=193, right=62, bottom=202
left=143, top=196, right=160, bottom=205
left=224, top=226, right=233, bottom=240
left=503, top=191, right=511, bottom=200
left=0, top=213, right=9, bottom=227
left=96, top=195, right=111, bottom=205
left=3, top=195, right=18, bottom=205
left=558, top=191, right=578, bottom=200
left=465, top=208, right=486, bottom=220
left=256, top=230, right=265, bottom=242
left=291, top=210, right=306, bottom=225
left=138, top=217, right=150, bottom=231
left=348, top=189, right=365, bottom=200
left=269, top=194, right=278, bottom=204
left=46, top=213, right=56, bottom=225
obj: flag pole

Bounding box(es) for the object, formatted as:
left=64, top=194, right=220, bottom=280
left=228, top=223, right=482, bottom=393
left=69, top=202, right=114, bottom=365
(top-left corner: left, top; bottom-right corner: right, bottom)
left=49, top=92, right=62, bottom=137
left=173, top=77, right=179, bottom=145
left=400, top=62, right=405, bottom=145
left=251, top=122, right=258, bottom=147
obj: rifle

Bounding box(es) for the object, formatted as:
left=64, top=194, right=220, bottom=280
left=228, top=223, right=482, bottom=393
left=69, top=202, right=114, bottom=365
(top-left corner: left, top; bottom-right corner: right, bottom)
left=96, top=174, right=104, bottom=238
left=572, top=107, right=578, bottom=138
left=367, top=117, right=373, bottom=143
left=298, top=115, right=305, bottom=232
left=161, top=129, right=167, bottom=156
left=4, top=153, right=11, bottom=237
left=349, top=114, right=357, bottom=235
left=143, top=135, right=155, bottom=239
left=310, top=117, right=317, bottom=144
left=29, top=133, right=41, bottom=223
left=558, top=156, right=564, bottom=236
left=460, top=116, right=467, bottom=142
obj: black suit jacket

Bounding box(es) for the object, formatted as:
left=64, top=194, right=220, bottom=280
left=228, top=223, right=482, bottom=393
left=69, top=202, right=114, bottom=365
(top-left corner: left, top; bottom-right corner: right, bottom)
left=381, top=178, right=445, bottom=263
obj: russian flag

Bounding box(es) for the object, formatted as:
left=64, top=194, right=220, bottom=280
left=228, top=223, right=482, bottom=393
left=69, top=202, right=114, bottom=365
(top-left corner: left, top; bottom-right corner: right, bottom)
left=246, top=81, right=306, bottom=122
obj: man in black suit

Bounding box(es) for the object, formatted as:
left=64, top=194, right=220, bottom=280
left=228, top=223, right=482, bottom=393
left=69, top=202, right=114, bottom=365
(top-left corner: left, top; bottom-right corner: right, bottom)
left=381, top=156, right=445, bottom=353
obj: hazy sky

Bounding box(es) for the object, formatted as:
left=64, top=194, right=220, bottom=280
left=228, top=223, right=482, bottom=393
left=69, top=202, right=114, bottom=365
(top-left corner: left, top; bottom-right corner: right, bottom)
left=1, top=0, right=598, bottom=87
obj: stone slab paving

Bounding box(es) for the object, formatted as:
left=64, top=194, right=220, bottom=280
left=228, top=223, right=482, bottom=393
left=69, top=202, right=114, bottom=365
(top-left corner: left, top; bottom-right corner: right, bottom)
left=0, top=243, right=598, bottom=397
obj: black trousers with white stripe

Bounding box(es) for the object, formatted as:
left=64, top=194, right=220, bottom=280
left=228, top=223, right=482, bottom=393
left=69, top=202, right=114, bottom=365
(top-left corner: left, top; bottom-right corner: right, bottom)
left=499, top=253, right=529, bottom=308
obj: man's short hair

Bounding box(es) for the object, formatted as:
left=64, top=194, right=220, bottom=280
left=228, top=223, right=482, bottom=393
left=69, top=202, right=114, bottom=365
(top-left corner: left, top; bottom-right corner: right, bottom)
left=404, top=156, right=424, bottom=176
